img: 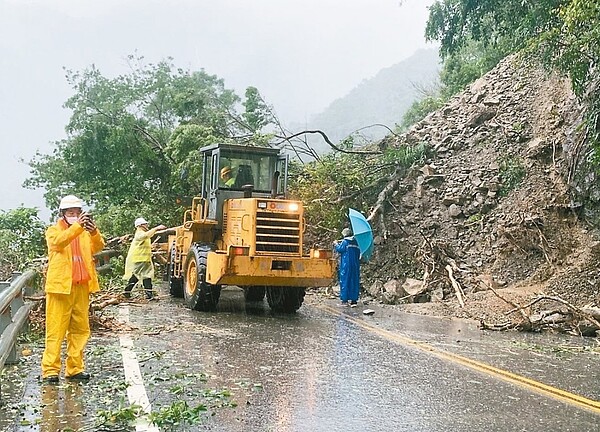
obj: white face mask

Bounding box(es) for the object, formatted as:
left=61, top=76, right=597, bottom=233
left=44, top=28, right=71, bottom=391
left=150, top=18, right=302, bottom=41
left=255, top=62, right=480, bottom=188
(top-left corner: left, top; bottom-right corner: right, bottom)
left=65, top=216, right=79, bottom=225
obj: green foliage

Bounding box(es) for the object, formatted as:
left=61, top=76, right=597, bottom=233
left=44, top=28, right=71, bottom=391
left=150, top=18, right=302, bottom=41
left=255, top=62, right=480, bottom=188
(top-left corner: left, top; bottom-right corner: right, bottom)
left=0, top=207, right=46, bottom=278
left=95, top=391, right=233, bottom=429
left=291, top=143, right=429, bottom=235
left=400, top=39, right=506, bottom=121
left=148, top=400, right=207, bottom=428
left=400, top=97, right=445, bottom=130
left=242, top=86, right=274, bottom=134
left=426, top=1, right=563, bottom=59
left=380, top=143, right=431, bottom=168
left=439, top=38, right=510, bottom=97
left=467, top=213, right=482, bottom=223
left=498, top=156, right=526, bottom=196
left=25, top=55, right=271, bottom=237
left=96, top=401, right=144, bottom=428
left=289, top=154, right=370, bottom=233
left=424, top=1, right=563, bottom=98
left=532, top=1, right=600, bottom=96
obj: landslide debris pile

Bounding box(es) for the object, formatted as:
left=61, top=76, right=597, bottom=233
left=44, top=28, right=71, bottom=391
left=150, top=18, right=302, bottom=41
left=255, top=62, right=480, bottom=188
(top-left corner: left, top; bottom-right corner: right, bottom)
left=363, top=56, right=600, bottom=332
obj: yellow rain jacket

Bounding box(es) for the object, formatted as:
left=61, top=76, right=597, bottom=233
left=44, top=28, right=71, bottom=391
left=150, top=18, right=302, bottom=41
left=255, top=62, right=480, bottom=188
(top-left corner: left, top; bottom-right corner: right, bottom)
left=45, top=220, right=105, bottom=294
left=42, top=219, right=105, bottom=379
left=123, top=226, right=160, bottom=280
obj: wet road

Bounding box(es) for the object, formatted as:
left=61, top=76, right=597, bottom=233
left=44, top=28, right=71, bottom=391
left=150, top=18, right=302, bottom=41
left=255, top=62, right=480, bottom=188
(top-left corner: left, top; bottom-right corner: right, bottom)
left=1, top=285, right=599, bottom=431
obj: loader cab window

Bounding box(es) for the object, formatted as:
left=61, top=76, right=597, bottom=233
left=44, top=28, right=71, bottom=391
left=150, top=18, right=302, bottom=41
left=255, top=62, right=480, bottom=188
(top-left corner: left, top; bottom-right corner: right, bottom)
left=218, top=152, right=275, bottom=192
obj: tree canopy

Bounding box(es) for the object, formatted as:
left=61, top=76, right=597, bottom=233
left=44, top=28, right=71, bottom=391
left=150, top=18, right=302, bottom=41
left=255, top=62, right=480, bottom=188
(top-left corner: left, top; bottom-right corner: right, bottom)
left=25, top=57, right=273, bottom=235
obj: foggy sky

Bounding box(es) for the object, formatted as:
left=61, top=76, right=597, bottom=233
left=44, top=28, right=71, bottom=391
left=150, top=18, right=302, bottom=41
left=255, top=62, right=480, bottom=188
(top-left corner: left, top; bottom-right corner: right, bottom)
left=0, top=0, right=435, bottom=221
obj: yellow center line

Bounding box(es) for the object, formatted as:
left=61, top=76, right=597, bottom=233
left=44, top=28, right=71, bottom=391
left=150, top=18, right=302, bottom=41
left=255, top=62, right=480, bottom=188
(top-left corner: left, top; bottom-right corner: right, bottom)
left=316, top=304, right=600, bottom=414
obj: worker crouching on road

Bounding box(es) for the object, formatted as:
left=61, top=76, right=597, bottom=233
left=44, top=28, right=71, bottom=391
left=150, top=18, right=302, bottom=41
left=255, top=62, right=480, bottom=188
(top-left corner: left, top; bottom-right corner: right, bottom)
left=123, top=217, right=167, bottom=300
left=334, top=227, right=361, bottom=307
left=41, top=195, right=105, bottom=384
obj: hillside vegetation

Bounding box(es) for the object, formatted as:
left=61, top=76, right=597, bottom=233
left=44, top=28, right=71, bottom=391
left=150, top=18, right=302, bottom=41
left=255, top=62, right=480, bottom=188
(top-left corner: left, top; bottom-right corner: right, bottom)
left=345, top=55, right=599, bottom=332
left=292, top=0, right=600, bottom=334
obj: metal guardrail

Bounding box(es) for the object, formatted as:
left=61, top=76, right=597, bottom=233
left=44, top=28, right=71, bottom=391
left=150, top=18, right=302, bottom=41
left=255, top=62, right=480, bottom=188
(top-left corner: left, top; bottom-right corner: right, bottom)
left=0, top=270, right=36, bottom=372
left=0, top=251, right=119, bottom=376
left=0, top=249, right=125, bottom=375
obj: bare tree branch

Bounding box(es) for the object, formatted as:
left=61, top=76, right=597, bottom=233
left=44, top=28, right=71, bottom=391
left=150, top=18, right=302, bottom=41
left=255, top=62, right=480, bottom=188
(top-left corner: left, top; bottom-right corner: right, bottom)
left=275, top=130, right=382, bottom=155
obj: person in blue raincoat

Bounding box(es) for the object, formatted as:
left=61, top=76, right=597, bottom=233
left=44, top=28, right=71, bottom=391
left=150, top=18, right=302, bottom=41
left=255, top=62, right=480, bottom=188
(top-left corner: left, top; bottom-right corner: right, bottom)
left=333, top=227, right=361, bottom=307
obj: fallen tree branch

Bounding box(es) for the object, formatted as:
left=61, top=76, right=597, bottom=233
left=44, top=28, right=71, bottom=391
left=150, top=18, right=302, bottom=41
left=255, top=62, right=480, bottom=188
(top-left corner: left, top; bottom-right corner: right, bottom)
left=445, top=265, right=465, bottom=308
left=367, top=166, right=402, bottom=224
left=91, top=296, right=122, bottom=311
left=521, top=295, right=600, bottom=329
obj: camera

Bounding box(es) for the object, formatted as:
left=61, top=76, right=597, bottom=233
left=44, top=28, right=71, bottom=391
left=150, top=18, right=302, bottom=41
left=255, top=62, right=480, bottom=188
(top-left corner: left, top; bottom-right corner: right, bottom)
left=82, top=212, right=95, bottom=231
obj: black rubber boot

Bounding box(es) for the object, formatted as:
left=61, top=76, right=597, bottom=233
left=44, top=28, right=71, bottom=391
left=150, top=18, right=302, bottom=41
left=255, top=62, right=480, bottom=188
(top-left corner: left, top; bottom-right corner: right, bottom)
left=124, top=276, right=137, bottom=298
left=143, top=278, right=153, bottom=299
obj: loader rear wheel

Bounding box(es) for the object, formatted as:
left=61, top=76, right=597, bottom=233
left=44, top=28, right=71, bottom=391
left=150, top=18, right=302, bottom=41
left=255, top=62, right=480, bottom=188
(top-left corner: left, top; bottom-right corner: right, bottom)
left=243, top=286, right=266, bottom=302
left=183, top=244, right=221, bottom=311
left=266, top=287, right=305, bottom=313
left=168, top=245, right=183, bottom=298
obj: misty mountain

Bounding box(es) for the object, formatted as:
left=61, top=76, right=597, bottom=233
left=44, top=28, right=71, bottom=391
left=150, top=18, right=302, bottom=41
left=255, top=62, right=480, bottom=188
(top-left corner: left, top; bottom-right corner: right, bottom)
left=290, top=48, right=440, bottom=154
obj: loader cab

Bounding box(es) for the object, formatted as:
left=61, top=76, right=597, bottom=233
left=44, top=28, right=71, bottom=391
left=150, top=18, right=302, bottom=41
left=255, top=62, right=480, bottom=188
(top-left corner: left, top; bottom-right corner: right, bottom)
left=200, top=143, right=288, bottom=225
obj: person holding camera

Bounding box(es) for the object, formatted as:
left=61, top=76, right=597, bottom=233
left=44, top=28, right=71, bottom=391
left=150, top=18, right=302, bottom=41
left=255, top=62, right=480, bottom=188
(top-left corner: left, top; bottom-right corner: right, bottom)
left=41, top=195, right=105, bottom=384
left=123, top=217, right=167, bottom=300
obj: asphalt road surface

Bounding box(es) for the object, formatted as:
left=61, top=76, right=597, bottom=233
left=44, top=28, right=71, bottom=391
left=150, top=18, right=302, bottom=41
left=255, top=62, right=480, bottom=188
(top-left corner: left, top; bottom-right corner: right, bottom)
left=1, top=285, right=599, bottom=431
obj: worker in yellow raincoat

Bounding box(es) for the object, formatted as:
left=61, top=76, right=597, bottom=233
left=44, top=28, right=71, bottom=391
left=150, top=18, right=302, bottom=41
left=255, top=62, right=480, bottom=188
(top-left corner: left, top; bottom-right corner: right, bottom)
left=123, top=217, right=166, bottom=299
left=41, top=195, right=105, bottom=384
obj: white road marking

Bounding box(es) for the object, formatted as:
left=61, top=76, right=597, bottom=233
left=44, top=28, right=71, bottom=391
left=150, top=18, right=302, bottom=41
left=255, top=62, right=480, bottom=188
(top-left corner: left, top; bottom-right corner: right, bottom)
left=118, top=305, right=160, bottom=432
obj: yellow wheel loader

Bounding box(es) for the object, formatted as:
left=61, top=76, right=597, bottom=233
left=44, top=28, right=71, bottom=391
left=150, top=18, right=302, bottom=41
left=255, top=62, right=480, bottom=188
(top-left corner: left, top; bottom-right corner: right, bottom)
left=166, top=143, right=334, bottom=313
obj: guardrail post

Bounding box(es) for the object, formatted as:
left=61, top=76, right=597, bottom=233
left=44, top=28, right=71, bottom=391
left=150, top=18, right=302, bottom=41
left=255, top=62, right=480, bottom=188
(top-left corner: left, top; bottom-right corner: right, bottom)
left=0, top=295, right=17, bottom=365
left=5, top=274, right=24, bottom=365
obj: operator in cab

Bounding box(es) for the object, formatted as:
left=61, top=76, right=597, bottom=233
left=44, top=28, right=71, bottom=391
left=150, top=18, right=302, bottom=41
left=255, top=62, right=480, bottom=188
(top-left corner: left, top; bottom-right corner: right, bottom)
left=220, top=166, right=235, bottom=187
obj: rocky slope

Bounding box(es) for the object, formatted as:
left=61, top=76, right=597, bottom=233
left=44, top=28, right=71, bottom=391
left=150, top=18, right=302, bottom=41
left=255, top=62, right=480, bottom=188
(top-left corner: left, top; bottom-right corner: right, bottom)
left=361, top=55, right=600, bottom=330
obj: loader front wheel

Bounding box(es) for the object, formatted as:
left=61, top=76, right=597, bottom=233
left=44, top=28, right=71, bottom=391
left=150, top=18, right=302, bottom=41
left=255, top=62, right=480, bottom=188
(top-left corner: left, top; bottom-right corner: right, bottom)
left=168, top=245, right=183, bottom=298
left=243, top=286, right=266, bottom=302
left=183, top=244, right=221, bottom=311
left=266, top=287, right=305, bottom=313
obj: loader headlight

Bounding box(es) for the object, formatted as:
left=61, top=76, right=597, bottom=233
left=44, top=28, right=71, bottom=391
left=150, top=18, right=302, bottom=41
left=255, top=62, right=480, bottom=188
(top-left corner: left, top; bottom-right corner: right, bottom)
left=288, top=203, right=299, bottom=212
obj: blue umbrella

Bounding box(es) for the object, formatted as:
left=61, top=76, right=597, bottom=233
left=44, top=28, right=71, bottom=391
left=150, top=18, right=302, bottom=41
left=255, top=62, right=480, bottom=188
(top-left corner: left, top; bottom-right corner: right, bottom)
left=348, top=208, right=374, bottom=262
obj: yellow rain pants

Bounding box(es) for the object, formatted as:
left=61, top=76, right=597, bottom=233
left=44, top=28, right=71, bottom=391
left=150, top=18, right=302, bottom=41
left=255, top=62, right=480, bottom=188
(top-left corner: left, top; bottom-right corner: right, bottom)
left=41, top=283, right=90, bottom=378
left=41, top=219, right=104, bottom=378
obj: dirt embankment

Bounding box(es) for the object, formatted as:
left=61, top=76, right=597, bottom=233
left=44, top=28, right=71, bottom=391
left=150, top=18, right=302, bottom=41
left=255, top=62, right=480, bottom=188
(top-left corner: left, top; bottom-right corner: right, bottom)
left=360, top=56, right=600, bottom=329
